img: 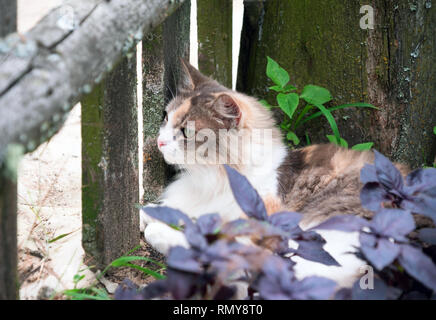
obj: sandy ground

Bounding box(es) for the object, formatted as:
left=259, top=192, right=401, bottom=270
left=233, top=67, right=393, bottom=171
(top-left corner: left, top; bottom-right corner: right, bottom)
left=16, top=0, right=94, bottom=299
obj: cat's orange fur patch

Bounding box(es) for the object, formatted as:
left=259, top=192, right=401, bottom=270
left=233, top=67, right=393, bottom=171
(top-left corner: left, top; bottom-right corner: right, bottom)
left=263, top=195, right=283, bottom=216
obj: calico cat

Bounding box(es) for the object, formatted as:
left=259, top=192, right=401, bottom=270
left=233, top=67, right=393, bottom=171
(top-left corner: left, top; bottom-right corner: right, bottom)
left=139, top=60, right=407, bottom=287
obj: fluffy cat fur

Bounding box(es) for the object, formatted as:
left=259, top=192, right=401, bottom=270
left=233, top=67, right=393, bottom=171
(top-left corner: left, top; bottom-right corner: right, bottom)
left=140, top=60, right=407, bottom=288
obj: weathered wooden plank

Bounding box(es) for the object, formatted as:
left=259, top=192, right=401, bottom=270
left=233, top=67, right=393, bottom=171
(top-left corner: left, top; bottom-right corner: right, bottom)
left=197, top=0, right=232, bottom=87
left=142, top=26, right=169, bottom=204
left=237, top=0, right=436, bottom=168
left=0, top=0, right=16, bottom=37
left=0, top=0, right=187, bottom=163
left=0, top=0, right=18, bottom=300
left=142, top=0, right=191, bottom=204
left=82, top=53, right=139, bottom=268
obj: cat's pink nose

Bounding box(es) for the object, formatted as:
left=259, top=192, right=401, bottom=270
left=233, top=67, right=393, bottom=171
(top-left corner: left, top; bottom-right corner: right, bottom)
left=158, top=139, right=166, bottom=148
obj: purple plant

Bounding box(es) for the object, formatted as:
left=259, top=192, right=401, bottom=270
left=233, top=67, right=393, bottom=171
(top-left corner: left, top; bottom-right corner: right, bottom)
left=312, top=152, right=436, bottom=291
left=360, top=150, right=436, bottom=223
left=115, top=153, right=436, bottom=300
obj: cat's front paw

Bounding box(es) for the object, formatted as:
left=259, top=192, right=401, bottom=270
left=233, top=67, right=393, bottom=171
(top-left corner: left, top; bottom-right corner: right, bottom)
left=143, top=222, right=189, bottom=255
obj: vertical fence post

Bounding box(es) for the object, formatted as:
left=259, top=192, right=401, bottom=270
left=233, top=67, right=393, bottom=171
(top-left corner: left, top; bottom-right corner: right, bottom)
left=142, top=26, right=169, bottom=204
left=142, top=0, right=191, bottom=204
left=81, top=53, right=139, bottom=268
left=197, top=0, right=232, bottom=87
left=0, top=0, right=18, bottom=300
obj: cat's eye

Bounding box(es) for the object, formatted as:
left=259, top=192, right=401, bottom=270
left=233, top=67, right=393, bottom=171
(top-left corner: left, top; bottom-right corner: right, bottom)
left=181, top=127, right=195, bottom=139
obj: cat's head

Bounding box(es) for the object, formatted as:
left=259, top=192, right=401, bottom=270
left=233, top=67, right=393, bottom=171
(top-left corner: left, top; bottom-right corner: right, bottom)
left=157, top=60, right=282, bottom=167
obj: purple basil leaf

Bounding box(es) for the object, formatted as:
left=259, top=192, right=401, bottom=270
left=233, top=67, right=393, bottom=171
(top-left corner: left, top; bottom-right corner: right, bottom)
left=360, top=236, right=400, bottom=271
left=334, top=288, right=352, bottom=300
left=359, top=231, right=377, bottom=247
left=398, top=244, right=436, bottom=292
left=257, top=276, right=291, bottom=300
left=418, top=228, right=436, bottom=245
left=309, top=215, right=370, bottom=232
left=114, top=279, right=143, bottom=300
left=360, top=182, right=391, bottom=211
left=141, top=206, right=193, bottom=228
left=196, top=214, right=222, bottom=235
left=261, top=255, right=295, bottom=283
left=290, top=276, right=337, bottom=300
left=351, top=277, right=387, bottom=300
left=167, top=246, right=202, bottom=274
left=141, top=280, right=169, bottom=299
left=373, top=150, right=404, bottom=191
left=224, top=165, right=267, bottom=220
left=297, top=230, right=326, bottom=244
left=405, top=168, right=436, bottom=197
left=184, top=225, right=208, bottom=250
left=370, top=209, right=415, bottom=241
left=221, top=218, right=286, bottom=238
left=268, top=211, right=302, bottom=233
left=402, top=197, right=436, bottom=223
left=166, top=269, right=201, bottom=300
left=295, top=241, right=341, bottom=266
left=258, top=256, right=295, bottom=300
left=360, top=163, right=378, bottom=184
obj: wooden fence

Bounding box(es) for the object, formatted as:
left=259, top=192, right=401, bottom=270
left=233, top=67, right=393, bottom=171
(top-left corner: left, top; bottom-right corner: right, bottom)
left=0, top=0, right=434, bottom=300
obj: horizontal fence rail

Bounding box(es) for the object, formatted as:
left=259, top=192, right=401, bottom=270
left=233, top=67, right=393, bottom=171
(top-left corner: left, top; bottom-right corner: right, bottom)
left=0, top=0, right=186, bottom=163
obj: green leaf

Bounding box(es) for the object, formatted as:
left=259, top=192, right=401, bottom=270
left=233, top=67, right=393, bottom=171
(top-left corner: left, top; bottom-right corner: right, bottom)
left=259, top=99, right=276, bottom=110
left=73, top=274, right=85, bottom=284
left=352, top=142, right=374, bottom=151
left=299, top=103, right=378, bottom=127
left=327, top=135, right=348, bottom=148
left=266, top=56, right=290, bottom=88
left=300, top=85, right=333, bottom=105
left=277, top=93, right=299, bottom=120
left=283, top=84, right=297, bottom=92
left=286, top=132, right=300, bottom=146
left=433, top=126, right=436, bottom=135
left=269, top=85, right=284, bottom=93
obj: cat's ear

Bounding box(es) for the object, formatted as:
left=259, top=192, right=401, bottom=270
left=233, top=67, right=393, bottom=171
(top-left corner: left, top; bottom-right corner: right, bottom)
left=214, top=94, right=242, bottom=128
left=179, top=58, right=209, bottom=90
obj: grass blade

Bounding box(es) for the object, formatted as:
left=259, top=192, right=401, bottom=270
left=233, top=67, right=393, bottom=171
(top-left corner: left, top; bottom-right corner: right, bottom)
left=314, top=104, right=341, bottom=144
left=123, top=263, right=166, bottom=279
left=110, top=256, right=166, bottom=269
left=298, top=103, right=377, bottom=127
left=48, top=231, right=75, bottom=243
